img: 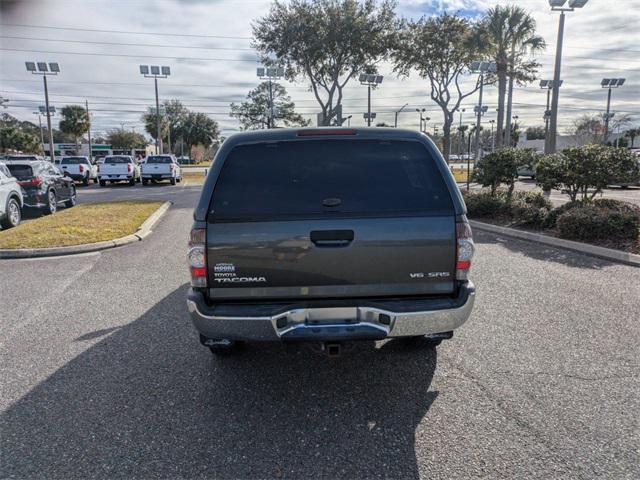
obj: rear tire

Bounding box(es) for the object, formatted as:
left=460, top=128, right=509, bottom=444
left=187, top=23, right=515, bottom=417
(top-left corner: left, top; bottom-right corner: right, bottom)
left=82, top=176, right=89, bottom=186
left=1, top=198, right=21, bottom=229
left=93, top=177, right=98, bottom=184
left=142, top=179, right=148, bottom=186
left=64, top=186, right=77, bottom=208
left=129, top=177, right=135, bottom=186
left=45, top=189, right=57, bottom=215
left=170, top=177, right=176, bottom=185
left=99, top=180, right=106, bottom=187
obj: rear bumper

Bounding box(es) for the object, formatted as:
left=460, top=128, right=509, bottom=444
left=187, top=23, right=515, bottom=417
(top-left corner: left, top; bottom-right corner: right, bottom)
left=187, top=282, right=475, bottom=342
left=142, top=173, right=172, bottom=178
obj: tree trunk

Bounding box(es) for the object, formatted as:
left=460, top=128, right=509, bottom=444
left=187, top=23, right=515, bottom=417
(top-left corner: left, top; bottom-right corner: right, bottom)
left=496, top=66, right=507, bottom=149
left=505, top=75, right=514, bottom=147
left=442, top=119, right=452, bottom=161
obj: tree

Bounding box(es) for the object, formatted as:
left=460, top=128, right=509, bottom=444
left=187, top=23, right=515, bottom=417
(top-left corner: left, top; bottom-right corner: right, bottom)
left=230, top=82, right=310, bottom=130
left=473, top=147, right=531, bottom=196
left=181, top=112, right=220, bottom=154
left=526, top=126, right=545, bottom=140
left=569, top=114, right=604, bottom=145
left=626, top=127, right=640, bottom=148
left=481, top=6, right=544, bottom=148
left=59, top=105, right=90, bottom=153
left=106, top=129, right=147, bottom=150
left=163, top=100, right=188, bottom=152
left=0, top=124, right=41, bottom=153
left=142, top=107, right=169, bottom=146
left=253, top=0, right=397, bottom=126
left=394, top=14, right=486, bottom=160
left=535, top=145, right=640, bottom=202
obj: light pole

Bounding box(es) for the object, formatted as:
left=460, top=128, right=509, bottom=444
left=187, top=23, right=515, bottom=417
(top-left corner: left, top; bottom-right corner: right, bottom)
left=140, top=65, right=171, bottom=154
left=359, top=74, right=383, bottom=127
left=415, top=108, right=426, bottom=132
left=601, top=78, right=625, bottom=144
left=25, top=61, right=59, bottom=162
left=548, top=0, right=590, bottom=153
left=470, top=61, right=496, bottom=160
left=394, top=103, right=409, bottom=128
left=257, top=66, right=284, bottom=128
left=540, top=79, right=562, bottom=153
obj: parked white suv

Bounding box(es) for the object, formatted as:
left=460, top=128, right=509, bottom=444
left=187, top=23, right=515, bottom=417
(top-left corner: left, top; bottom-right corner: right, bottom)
left=0, top=162, right=24, bottom=229
left=141, top=155, right=182, bottom=185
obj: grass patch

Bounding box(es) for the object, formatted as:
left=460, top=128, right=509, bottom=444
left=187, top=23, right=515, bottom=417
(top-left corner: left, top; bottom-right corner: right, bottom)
left=181, top=162, right=211, bottom=168
left=0, top=201, right=163, bottom=249
left=182, top=171, right=206, bottom=185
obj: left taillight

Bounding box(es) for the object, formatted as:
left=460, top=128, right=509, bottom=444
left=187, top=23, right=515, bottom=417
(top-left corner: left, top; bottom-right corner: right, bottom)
left=188, top=228, right=207, bottom=287
left=79, top=164, right=85, bottom=173
left=127, top=163, right=132, bottom=173
left=456, top=219, right=474, bottom=281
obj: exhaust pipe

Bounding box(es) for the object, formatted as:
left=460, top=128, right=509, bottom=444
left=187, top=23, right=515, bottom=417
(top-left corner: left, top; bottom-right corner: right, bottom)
left=324, top=342, right=342, bottom=358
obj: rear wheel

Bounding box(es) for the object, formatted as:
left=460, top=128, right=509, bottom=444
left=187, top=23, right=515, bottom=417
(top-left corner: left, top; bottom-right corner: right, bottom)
left=64, top=186, right=77, bottom=208
left=93, top=177, right=98, bottom=184
left=170, top=176, right=176, bottom=185
left=129, top=177, right=135, bottom=186
left=82, top=175, right=89, bottom=186
left=1, top=198, right=21, bottom=229
left=142, top=179, right=148, bottom=186
left=45, top=190, right=57, bottom=215
left=99, top=180, right=106, bottom=187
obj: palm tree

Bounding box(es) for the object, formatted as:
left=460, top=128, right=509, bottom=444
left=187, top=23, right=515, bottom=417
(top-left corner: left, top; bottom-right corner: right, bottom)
left=59, top=105, right=90, bottom=154
left=625, top=128, right=639, bottom=148
left=482, top=6, right=545, bottom=148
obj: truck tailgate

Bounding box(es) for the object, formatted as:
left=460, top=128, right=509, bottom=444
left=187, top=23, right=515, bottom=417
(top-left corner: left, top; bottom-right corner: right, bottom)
left=207, top=216, right=455, bottom=300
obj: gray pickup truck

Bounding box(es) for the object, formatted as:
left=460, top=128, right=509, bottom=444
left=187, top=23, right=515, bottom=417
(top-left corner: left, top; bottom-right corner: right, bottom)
left=187, top=128, right=476, bottom=356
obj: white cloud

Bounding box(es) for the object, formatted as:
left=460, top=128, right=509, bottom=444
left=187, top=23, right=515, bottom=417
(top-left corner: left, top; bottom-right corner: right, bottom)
left=1, top=0, right=638, bottom=136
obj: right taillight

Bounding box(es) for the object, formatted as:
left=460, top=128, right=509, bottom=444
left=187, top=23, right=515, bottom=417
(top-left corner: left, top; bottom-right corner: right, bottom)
left=456, top=220, right=474, bottom=281
left=188, top=228, right=207, bottom=287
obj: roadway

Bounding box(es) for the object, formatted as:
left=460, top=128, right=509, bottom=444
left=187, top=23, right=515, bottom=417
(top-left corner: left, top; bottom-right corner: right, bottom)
left=1, top=185, right=639, bottom=478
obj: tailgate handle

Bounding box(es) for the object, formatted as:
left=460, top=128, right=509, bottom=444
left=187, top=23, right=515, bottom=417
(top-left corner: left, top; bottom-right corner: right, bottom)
left=310, top=230, right=354, bottom=247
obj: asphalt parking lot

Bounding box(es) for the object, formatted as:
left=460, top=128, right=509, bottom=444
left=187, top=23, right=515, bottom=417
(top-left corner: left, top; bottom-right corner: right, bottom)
left=1, top=185, right=639, bottom=479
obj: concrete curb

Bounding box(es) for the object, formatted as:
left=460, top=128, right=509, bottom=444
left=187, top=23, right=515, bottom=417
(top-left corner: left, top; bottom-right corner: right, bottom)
left=470, top=220, right=640, bottom=267
left=0, top=201, right=172, bottom=260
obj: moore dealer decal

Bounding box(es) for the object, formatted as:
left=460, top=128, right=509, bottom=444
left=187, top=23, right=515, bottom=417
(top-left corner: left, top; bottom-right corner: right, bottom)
left=213, top=263, right=267, bottom=284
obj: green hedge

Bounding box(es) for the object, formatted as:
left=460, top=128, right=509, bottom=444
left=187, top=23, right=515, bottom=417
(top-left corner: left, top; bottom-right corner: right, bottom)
left=557, top=204, right=640, bottom=241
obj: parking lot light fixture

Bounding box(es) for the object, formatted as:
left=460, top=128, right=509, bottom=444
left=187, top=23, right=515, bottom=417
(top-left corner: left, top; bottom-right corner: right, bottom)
left=470, top=61, right=496, bottom=161
left=548, top=0, right=589, bottom=153
left=602, top=77, right=625, bottom=144
left=140, top=64, right=171, bottom=154
left=360, top=74, right=383, bottom=127
left=394, top=103, right=409, bottom=128
left=25, top=60, right=59, bottom=162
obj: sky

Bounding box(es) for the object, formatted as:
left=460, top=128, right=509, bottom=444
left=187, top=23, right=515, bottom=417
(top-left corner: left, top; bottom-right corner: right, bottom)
left=1, top=0, right=639, bottom=139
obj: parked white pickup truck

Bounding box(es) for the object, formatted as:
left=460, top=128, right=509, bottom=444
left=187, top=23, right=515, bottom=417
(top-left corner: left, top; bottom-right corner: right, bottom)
left=141, top=155, right=182, bottom=186
left=60, top=156, right=98, bottom=185
left=98, top=155, right=140, bottom=187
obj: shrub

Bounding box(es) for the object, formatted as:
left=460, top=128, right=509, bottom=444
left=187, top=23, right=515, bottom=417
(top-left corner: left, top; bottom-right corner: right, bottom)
left=463, top=190, right=508, bottom=217
left=556, top=203, right=640, bottom=241
left=463, top=189, right=551, bottom=227
left=543, top=201, right=582, bottom=228
left=535, top=145, right=640, bottom=202
left=509, top=191, right=553, bottom=227
left=472, top=148, right=535, bottom=197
